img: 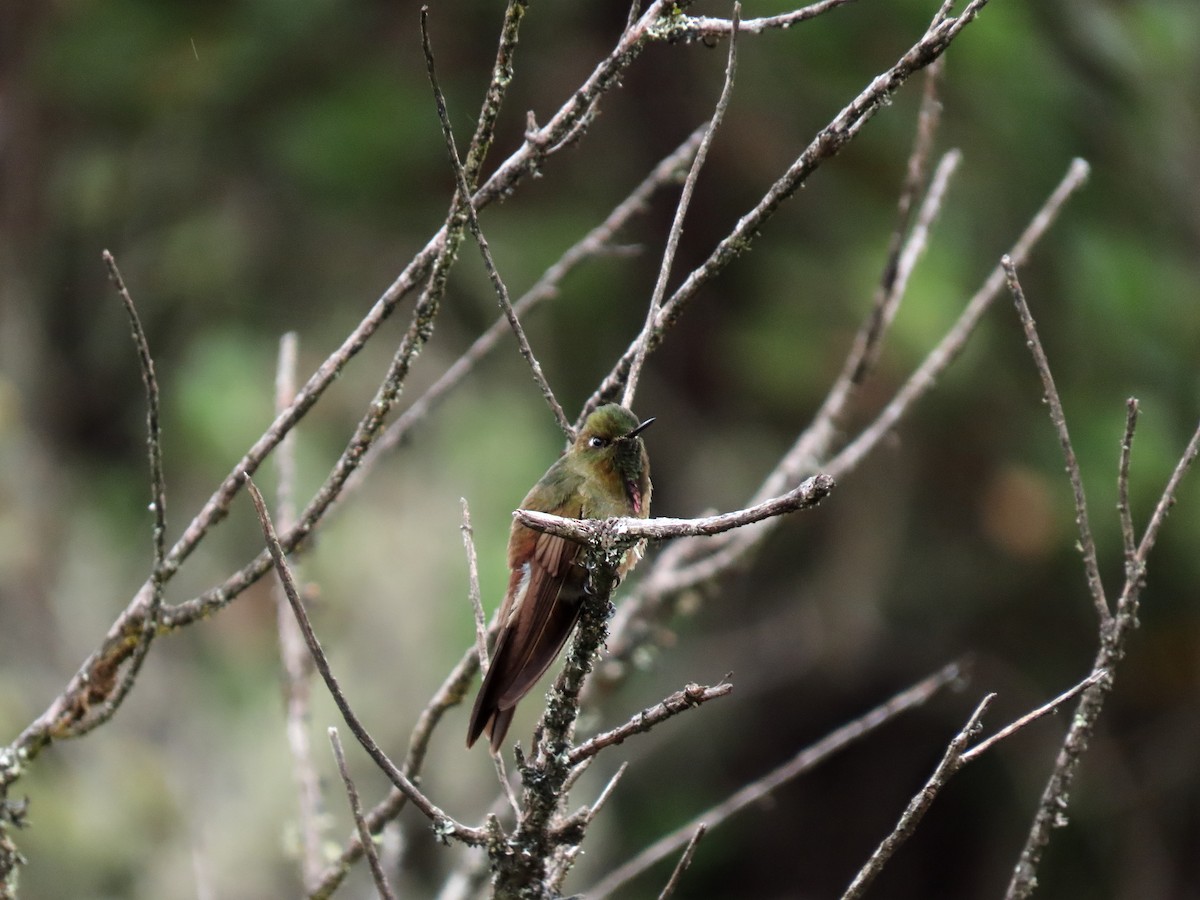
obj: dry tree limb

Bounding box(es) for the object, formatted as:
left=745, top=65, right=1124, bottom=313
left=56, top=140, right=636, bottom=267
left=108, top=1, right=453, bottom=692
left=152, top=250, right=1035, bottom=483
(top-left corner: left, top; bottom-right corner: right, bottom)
left=329, top=728, right=397, bottom=900
left=460, top=499, right=489, bottom=674
left=65, top=251, right=168, bottom=737
left=604, top=158, right=1092, bottom=674
left=657, top=824, right=707, bottom=900
left=583, top=0, right=993, bottom=420
left=1005, top=258, right=1110, bottom=624
left=1002, top=260, right=1200, bottom=899
left=1116, top=399, right=1139, bottom=561
left=587, top=661, right=964, bottom=898
left=246, top=478, right=485, bottom=847
left=842, top=695, right=995, bottom=900
left=567, top=681, right=733, bottom=766
left=357, top=123, right=707, bottom=478
left=624, top=2, right=740, bottom=408
left=272, top=332, right=326, bottom=890
left=309, top=637, right=496, bottom=899
left=670, top=0, right=857, bottom=38
left=843, top=671, right=1102, bottom=898
left=515, top=473, right=834, bottom=544
left=959, top=672, right=1105, bottom=766
left=422, top=6, right=571, bottom=438
left=545, top=764, right=629, bottom=894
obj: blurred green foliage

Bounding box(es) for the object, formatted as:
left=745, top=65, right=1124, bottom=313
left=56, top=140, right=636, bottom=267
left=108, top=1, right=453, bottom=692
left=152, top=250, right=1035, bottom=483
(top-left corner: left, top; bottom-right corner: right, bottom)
left=1, top=0, right=1198, bottom=897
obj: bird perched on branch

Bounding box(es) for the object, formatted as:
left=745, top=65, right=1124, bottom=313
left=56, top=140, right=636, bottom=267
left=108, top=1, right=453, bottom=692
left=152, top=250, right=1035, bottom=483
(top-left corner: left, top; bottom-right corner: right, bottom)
left=467, top=404, right=654, bottom=753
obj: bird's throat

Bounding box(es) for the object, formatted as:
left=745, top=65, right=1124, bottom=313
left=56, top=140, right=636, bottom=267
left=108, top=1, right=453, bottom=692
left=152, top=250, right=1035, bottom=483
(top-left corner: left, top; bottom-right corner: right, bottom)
left=626, top=479, right=643, bottom=515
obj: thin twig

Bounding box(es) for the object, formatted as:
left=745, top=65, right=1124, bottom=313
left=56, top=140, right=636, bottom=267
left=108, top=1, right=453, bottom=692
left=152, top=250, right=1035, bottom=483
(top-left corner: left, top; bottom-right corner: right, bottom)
left=671, top=0, right=859, bottom=38
left=1003, top=255, right=1110, bottom=625
left=567, top=681, right=733, bottom=766
left=459, top=499, right=488, bottom=674
left=587, top=662, right=962, bottom=898
left=245, top=478, right=485, bottom=846
left=584, top=0, right=993, bottom=419
left=356, top=125, right=706, bottom=479
left=492, top=752, right=521, bottom=819
left=1117, top=399, right=1139, bottom=562
left=546, top=763, right=630, bottom=892
left=657, top=824, right=706, bottom=900
left=1132, top=418, right=1200, bottom=564
left=623, top=2, right=740, bottom=408
left=329, top=728, right=397, bottom=900
left=309, top=632, right=497, bottom=898
left=841, top=695, right=995, bottom=900
left=794, top=142, right=960, bottom=476
left=422, top=6, right=572, bottom=438
left=516, top=472, right=834, bottom=544
left=461, top=0, right=526, bottom=187
left=64, top=252, right=166, bottom=737
left=960, top=672, right=1105, bottom=765
left=272, top=332, right=325, bottom=890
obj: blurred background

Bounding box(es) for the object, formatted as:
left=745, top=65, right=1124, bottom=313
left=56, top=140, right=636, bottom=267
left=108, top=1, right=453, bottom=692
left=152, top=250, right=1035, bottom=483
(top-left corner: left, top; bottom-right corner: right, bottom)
left=1, top=0, right=1198, bottom=897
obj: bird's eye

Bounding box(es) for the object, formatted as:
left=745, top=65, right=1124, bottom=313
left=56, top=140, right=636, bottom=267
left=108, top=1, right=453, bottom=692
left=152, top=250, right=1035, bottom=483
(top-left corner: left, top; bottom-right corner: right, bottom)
left=588, top=436, right=607, bottom=449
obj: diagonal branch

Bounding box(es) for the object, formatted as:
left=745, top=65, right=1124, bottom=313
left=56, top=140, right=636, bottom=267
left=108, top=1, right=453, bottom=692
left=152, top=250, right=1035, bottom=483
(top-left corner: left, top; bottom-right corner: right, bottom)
left=567, top=680, right=733, bottom=766
left=422, top=6, right=571, bottom=437
left=623, top=2, right=741, bottom=409
left=246, top=478, right=485, bottom=847
left=585, top=0, right=993, bottom=417
left=1003, top=256, right=1110, bottom=624
left=516, top=473, right=834, bottom=545
left=587, top=661, right=963, bottom=898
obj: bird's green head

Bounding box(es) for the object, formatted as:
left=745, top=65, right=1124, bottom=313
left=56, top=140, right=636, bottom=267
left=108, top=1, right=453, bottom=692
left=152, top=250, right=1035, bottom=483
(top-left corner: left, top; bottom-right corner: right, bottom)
left=570, top=403, right=654, bottom=512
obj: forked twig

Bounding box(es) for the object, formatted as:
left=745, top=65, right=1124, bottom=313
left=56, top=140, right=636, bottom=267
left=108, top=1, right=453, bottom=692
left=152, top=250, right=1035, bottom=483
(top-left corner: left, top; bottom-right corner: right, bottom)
left=1001, top=262, right=1200, bottom=899
left=658, top=824, right=707, bottom=900
left=623, top=2, right=741, bottom=409
left=841, top=695, right=994, bottom=899
left=422, top=6, right=572, bottom=438
left=272, top=332, right=325, bottom=889
left=1003, top=256, right=1110, bottom=624
left=588, top=662, right=962, bottom=898
left=568, top=681, right=733, bottom=766
left=329, top=728, right=397, bottom=900
left=246, top=478, right=485, bottom=846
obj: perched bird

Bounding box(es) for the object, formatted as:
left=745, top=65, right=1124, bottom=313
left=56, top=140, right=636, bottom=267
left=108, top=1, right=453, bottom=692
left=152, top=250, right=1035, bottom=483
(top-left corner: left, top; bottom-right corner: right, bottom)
left=467, top=404, right=654, bottom=753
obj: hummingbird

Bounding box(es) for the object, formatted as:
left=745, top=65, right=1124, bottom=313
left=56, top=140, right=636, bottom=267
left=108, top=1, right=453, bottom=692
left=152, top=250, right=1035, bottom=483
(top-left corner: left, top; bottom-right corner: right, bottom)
left=467, top=404, right=655, bottom=753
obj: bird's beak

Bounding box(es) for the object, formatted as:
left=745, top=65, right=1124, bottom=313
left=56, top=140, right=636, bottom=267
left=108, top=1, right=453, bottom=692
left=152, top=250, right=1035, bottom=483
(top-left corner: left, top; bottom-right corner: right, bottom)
left=625, top=416, right=656, bottom=439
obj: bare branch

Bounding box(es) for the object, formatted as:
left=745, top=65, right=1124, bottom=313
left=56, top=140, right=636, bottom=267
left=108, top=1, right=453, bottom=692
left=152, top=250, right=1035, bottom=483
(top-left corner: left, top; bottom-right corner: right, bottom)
left=461, top=0, right=525, bottom=187
left=1132, top=416, right=1200, bottom=565
left=672, top=0, right=859, bottom=38
left=309, top=635, right=494, bottom=898
left=460, top=499, right=488, bottom=674
left=516, top=473, right=834, bottom=544
left=1117, top=399, right=1139, bottom=561
left=825, top=159, right=1091, bottom=480
left=66, top=251, right=168, bottom=736
left=329, top=728, right=397, bottom=900
left=568, top=681, right=733, bottom=766
left=272, top=332, right=325, bottom=890
left=588, top=662, right=963, bottom=898
left=798, top=143, right=960, bottom=473
left=841, top=695, right=994, bottom=900
left=585, top=0, right=993, bottom=416
left=623, top=2, right=740, bottom=409
left=960, top=672, right=1105, bottom=765
left=359, top=124, right=706, bottom=477
left=422, top=6, right=572, bottom=438
left=245, top=478, right=485, bottom=846
left=657, top=824, right=707, bottom=900
left=1003, top=256, right=1110, bottom=624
